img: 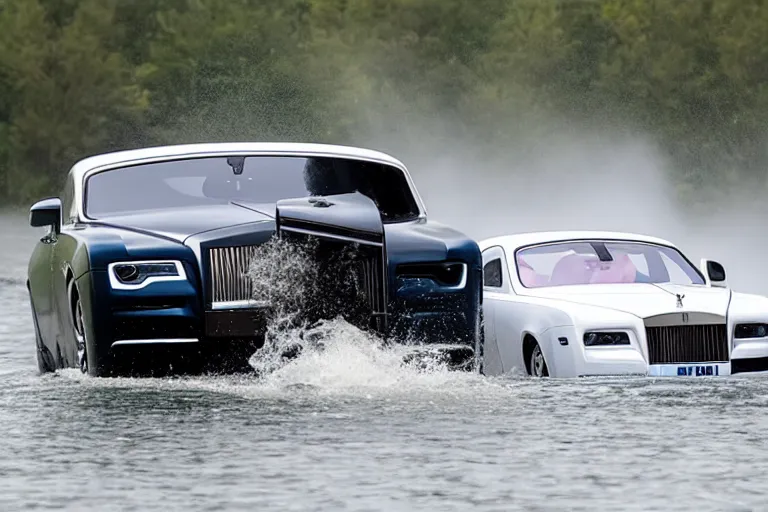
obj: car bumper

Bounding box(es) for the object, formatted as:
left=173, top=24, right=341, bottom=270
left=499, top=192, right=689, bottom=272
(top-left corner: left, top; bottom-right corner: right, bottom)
left=542, top=327, right=768, bottom=378
left=390, top=270, right=482, bottom=345
left=732, top=339, right=768, bottom=360
left=731, top=339, right=768, bottom=373
left=578, top=346, right=732, bottom=377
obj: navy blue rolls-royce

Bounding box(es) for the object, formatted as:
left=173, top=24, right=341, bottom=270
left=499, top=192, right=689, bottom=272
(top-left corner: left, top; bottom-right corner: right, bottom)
left=26, top=143, right=482, bottom=376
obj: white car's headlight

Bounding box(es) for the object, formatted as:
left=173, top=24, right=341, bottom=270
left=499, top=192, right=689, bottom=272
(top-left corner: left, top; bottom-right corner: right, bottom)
left=734, top=323, right=768, bottom=339
left=108, top=260, right=186, bottom=289
left=583, top=331, right=630, bottom=347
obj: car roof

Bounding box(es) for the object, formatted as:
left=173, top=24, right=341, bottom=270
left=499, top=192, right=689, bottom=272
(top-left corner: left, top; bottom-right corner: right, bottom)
left=479, top=231, right=677, bottom=252
left=69, top=142, right=408, bottom=181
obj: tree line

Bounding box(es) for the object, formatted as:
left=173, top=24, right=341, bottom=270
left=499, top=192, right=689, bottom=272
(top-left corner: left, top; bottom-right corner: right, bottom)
left=1, top=0, right=767, bottom=206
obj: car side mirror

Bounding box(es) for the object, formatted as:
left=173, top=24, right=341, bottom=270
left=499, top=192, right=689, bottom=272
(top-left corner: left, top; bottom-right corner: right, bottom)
left=701, top=259, right=727, bottom=288
left=30, top=198, right=62, bottom=233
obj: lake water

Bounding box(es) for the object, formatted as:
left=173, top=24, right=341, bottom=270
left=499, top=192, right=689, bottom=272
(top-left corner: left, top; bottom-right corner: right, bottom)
left=2, top=212, right=767, bottom=511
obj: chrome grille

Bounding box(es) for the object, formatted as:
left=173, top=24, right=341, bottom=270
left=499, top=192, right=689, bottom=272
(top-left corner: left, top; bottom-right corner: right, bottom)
left=357, top=251, right=387, bottom=327
left=209, top=245, right=258, bottom=306
left=645, top=324, right=728, bottom=364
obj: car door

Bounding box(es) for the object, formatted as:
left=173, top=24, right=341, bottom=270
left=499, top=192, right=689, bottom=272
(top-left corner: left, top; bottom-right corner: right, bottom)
left=50, top=182, right=82, bottom=367
left=50, top=226, right=82, bottom=367
left=481, top=246, right=510, bottom=375
left=28, top=226, right=56, bottom=352
left=492, top=251, right=545, bottom=374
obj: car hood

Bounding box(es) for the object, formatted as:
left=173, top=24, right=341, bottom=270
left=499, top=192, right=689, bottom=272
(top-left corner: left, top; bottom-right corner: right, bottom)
left=521, top=283, right=732, bottom=319
left=91, top=203, right=274, bottom=242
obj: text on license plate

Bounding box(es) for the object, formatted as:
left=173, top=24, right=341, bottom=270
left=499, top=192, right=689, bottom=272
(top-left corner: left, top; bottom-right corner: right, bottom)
left=677, top=365, right=719, bottom=376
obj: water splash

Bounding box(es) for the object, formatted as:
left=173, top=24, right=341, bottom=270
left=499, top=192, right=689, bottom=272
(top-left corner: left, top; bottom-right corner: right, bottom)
left=246, top=236, right=384, bottom=374
left=247, top=235, right=320, bottom=322
left=256, top=317, right=459, bottom=391
left=245, top=236, right=458, bottom=382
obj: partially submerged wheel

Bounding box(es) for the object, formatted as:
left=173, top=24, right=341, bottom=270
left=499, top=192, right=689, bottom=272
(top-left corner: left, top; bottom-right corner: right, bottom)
left=68, top=280, right=93, bottom=375
left=529, top=341, right=549, bottom=378
left=72, top=292, right=88, bottom=374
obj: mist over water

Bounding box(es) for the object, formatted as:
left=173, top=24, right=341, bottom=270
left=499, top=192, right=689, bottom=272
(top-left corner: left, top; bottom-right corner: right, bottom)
left=354, top=121, right=768, bottom=296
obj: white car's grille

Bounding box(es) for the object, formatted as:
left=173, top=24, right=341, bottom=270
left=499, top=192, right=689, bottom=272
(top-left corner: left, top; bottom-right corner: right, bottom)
left=645, top=324, right=728, bottom=364
left=209, top=245, right=258, bottom=308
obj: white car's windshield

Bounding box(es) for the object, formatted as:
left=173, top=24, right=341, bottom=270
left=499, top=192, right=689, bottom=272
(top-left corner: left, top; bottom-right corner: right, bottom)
left=516, top=240, right=705, bottom=288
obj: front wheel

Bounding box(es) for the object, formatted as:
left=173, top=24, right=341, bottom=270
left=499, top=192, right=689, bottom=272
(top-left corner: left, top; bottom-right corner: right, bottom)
left=69, top=281, right=108, bottom=377
left=72, top=294, right=88, bottom=374
left=529, top=342, right=549, bottom=378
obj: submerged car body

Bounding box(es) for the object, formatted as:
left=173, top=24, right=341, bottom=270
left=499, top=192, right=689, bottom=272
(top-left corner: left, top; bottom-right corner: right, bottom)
left=27, top=143, right=482, bottom=376
left=479, top=231, right=768, bottom=378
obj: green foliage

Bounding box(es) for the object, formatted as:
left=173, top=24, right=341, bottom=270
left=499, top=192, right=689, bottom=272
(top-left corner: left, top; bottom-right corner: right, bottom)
left=140, top=0, right=326, bottom=143
left=0, top=0, right=145, bottom=203
left=0, top=0, right=767, bottom=205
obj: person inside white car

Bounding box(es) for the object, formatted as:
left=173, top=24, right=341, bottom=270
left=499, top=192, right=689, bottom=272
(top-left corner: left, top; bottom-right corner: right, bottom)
left=517, top=247, right=656, bottom=288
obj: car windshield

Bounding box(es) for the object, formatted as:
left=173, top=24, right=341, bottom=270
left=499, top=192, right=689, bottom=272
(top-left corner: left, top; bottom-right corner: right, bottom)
left=515, top=240, right=705, bottom=288
left=85, top=156, right=421, bottom=222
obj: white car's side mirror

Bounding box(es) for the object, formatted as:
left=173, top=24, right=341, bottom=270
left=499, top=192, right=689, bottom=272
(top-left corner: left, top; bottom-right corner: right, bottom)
left=701, top=258, right=727, bottom=288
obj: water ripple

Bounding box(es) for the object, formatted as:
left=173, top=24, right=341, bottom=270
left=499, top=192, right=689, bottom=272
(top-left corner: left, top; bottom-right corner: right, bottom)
left=2, top=214, right=768, bottom=511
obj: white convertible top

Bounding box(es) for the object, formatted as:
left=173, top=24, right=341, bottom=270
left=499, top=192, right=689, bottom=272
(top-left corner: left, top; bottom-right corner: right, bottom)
left=69, top=142, right=407, bottom=181
left=480, top=231, right=677, bottom=252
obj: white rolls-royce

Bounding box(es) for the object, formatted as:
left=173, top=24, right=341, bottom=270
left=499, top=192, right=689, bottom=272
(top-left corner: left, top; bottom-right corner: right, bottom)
left=478, top=231, right=768, bottom=378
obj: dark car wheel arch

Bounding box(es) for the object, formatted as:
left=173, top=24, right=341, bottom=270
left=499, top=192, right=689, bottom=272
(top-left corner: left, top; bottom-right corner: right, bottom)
left=67, top=276, right=108, bottom=376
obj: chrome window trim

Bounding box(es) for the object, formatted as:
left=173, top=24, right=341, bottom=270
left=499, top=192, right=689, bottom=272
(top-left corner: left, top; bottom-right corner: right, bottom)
left=111, top=338, right=199, bottom=348
left=211, top=299, right=270, bottom=311
left=107, top=260, right=187, bottom=290
left=70, top=144, right=427, bottom=223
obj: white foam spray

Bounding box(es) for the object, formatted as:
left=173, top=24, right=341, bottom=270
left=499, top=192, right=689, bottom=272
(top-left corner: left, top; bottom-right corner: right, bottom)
left=245, top=236, right=462, bottom=387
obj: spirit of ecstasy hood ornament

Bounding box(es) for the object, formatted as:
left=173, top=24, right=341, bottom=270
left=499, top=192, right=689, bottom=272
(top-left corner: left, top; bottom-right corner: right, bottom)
left=676, top=293, right=685, bottom=308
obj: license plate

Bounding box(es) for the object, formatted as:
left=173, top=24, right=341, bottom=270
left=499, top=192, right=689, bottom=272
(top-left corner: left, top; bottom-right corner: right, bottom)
left=648, top=363, right=730, bottom=377
left=677, top=365, right=718, bottom=376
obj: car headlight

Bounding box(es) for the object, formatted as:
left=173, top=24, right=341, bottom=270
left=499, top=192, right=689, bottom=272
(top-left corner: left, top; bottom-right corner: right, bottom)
left=734, top=323, right=768, bottom=339
left=108, top=260, right=186, bottom=289
left=395, top=262, right=467, bottom=289
left=583, top=331, right=631, bottom=347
